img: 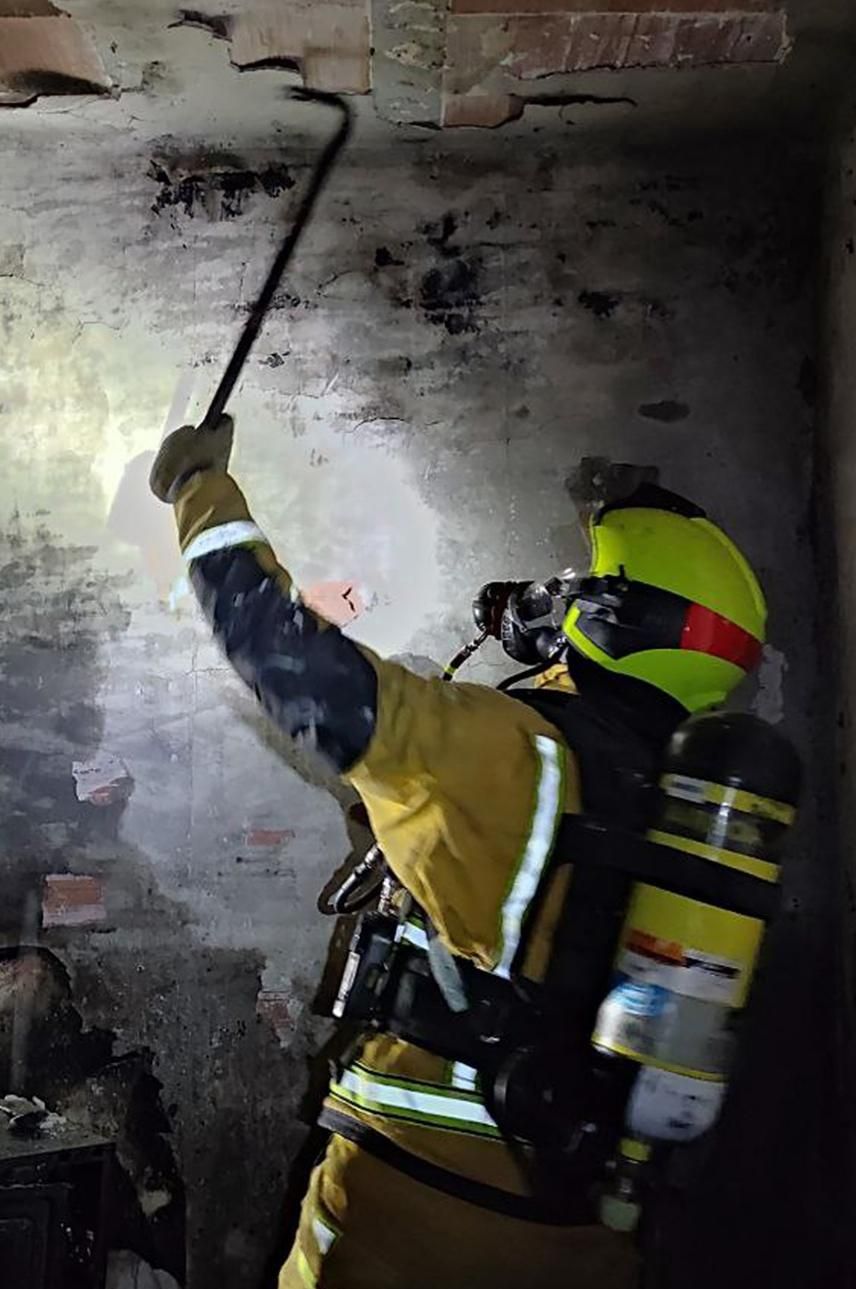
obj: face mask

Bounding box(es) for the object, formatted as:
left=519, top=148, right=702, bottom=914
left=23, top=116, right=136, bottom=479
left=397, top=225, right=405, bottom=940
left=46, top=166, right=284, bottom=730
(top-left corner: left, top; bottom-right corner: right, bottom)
left=500, top=571, right=582, bottom=665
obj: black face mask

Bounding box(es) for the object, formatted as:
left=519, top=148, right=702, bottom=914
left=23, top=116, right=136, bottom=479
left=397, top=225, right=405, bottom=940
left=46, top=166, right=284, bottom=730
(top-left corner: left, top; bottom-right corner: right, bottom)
left=500, top=576, right=581, bottom=665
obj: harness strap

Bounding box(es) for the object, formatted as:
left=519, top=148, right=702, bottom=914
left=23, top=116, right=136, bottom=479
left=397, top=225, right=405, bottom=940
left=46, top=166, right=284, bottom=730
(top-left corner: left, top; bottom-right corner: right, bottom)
left=317, top=1107, right=594, bottom=1226
left=553, top=815, right=778, bottom=921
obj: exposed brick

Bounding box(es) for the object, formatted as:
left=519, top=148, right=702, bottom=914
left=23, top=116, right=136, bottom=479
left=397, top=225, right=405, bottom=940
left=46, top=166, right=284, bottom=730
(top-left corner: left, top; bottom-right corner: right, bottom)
left=0, top=14, right=111, bottom=100
left=442, top=92, right=523, bottom=126
left=454, top=10, right=792, bottom=78
left=256, top=989, right=301, bottom=1043
left=444, top=14, right=515, bottom=94
left=42, top=874, right=106, bottom=928
left=451, top=0, right=777, bottom=11
left=229, top=2, right=370, bottom=94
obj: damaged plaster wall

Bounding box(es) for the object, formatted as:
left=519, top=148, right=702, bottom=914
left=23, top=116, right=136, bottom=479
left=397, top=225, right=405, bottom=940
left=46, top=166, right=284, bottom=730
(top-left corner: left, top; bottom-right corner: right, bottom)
left=0, top=29, right=836, bottom=1289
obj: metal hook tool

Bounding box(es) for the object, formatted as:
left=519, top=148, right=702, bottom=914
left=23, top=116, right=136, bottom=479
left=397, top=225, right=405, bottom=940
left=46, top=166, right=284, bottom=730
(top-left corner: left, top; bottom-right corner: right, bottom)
left=199, top=88, right=352, bottom=431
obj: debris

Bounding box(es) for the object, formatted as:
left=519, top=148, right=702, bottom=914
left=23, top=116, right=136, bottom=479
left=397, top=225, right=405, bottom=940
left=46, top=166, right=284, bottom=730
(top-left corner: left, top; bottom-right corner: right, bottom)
left=0, top=1092, right=48, bottom=1134
left=72, top=753, right=133, bottom=806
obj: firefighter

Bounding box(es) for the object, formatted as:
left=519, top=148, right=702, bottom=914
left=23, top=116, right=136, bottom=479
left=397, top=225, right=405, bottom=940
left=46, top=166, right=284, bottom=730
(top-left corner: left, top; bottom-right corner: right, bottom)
left=150, top=415, right=767, bottom=1289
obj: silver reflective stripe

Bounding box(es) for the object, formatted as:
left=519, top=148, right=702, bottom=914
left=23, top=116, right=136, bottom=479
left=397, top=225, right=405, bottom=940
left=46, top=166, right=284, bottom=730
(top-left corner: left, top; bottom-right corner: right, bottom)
left=494, top=735, right=564, bottom=979
left=400, top=920, right=429, bottom=951
left=450, top=1061, right=478, bottom=1091
left=330, top=1065, right=501, bottom=1137
left=183, top=520, right=267, bottom=562
left=311, top=1214, right=337, bottom=1256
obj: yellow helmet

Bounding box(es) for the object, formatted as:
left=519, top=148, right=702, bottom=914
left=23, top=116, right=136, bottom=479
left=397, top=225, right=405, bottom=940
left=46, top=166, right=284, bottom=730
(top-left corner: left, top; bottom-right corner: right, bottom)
left=562, top=486, right=766, bottom=713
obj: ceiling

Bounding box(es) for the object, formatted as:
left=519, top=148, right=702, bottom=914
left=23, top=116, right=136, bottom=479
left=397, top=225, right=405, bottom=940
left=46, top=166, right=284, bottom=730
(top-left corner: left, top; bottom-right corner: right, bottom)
left=0, top=0, right=854, bottom=138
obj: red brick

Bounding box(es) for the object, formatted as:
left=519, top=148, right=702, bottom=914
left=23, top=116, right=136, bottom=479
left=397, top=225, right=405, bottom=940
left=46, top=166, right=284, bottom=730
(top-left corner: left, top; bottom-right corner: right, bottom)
left=443, top=93, right=524, bottom=127
left=229, top=2, right=370, bottom=95
left=42, top=875, right=106, bottom=928
left=256, top=990, right=300, bottom=1042
left=0, top=14, right=111, bottom=99
left=495, top=10, right=790, bottom=75
left=451, top=0, right=776, bottom=11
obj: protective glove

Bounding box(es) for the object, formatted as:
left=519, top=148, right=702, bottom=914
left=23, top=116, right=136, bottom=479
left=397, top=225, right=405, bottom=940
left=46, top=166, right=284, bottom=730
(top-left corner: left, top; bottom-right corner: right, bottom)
left=149, top=414, right=234, bottom=503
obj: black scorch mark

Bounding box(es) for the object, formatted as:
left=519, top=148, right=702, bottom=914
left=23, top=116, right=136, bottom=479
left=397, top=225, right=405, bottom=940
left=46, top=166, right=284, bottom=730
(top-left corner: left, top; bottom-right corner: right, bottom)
left=148, top=160, right=295, bottom=219
left=578, top=289, right=620, bottom=319
left=420, top=259, right=481, bottom=335
left=417, top=210, right=482, bottom=335
left=637, top=400, right=690, bottom=423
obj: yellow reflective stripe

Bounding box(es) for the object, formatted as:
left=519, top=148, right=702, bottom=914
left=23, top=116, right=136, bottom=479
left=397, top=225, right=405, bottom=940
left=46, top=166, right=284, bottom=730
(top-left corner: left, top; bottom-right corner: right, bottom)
left=647, top=828, right=779, bottom=883
left=296, top=1249, right=315, bottom=1288
left=330, top=1066, right=502, bottom=1138
left=661, top=773, right=795, bottom=825
left=182, top=520, right=267, bottom=562
left=494, top=736, right=564, bottom=979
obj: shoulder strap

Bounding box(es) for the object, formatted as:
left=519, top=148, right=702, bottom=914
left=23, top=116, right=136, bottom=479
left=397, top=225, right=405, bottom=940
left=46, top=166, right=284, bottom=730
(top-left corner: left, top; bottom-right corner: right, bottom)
left=508, top=688, right=659, bottom=828
left=554, top=815, right=777, bottom=921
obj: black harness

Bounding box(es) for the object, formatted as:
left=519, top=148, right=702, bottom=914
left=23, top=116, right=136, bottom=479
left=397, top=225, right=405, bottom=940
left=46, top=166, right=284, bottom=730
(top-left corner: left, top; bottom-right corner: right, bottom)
left=322, top=687, right=776, bottom=1220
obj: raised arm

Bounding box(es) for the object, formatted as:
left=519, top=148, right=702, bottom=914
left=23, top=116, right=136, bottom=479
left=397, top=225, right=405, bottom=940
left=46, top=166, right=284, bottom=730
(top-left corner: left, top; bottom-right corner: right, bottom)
left=149, top=416, right=378, bottom=772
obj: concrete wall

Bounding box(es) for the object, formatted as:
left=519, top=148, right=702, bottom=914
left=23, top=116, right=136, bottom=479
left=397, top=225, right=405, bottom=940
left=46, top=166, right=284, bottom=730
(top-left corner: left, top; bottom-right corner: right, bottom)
left=0, top=65, right=832, bottom=1287
left=821, top=98, right=856, bottom=1225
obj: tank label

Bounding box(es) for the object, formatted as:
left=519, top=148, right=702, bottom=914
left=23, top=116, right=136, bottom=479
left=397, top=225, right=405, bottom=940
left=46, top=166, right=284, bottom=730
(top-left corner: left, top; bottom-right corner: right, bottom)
left=627, top=1066, right=726, bottom=1143
left=620, top=931, right=743, bottom=1006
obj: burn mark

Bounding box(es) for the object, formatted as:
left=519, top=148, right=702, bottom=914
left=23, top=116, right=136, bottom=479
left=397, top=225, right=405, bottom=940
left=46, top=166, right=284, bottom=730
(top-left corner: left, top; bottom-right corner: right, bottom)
left=420, top=259, right=481, bottom=334
left=148, top=160, right=294, bottom=220
left=374, top=246, right=404, bottom=268
left=0, top=71, right=113, bottom=108
left=423, top=212, right=460, bottom=258
left=0, top=948, right=185, bottom=1279
left=578, top=289, right=620, bottom=319
left=418, top=210, right=482, bottom=335
left=168, top=9, right=232, bottom=40
left=637, top=400, right=691, bottom=423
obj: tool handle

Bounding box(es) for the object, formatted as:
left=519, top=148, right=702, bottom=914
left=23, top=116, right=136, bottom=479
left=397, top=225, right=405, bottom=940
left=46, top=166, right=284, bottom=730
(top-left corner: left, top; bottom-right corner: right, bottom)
left=199, top=88, right=352, bottom=432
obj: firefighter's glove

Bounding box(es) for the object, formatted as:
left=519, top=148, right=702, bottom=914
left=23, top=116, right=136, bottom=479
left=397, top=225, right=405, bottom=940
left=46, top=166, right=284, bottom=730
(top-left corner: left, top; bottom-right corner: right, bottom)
left=149, top=415, right=235, bottom=503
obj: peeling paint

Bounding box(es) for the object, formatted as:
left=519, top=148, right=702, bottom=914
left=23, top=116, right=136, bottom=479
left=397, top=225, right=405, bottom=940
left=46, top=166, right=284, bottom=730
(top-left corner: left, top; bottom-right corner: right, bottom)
left=753, top=643, right=787, bottom=725
left=72, top=752, right=133, bottom=806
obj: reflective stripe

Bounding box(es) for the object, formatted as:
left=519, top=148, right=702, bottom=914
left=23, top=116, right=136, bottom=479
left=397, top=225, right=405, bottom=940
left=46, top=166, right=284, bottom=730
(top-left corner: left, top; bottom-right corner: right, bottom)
left=312, top=1214, right=337, bottom=1256
left=661, top=773, right=795, bottom=825
left=494, top=735, right=564, bottom=979
left=330, top=1064, right=502, bottom=1138
left=182, top=520, right=267, bottom=562
left=647, top=828, right=780, bottom=884
left=400, top=920, right=429, bottom=951
left=450, top=1061, right=478, bottom=1091
left=296, top=1249, right=315, bottom=1288
left=297, top=1211, right=338, bottom=1286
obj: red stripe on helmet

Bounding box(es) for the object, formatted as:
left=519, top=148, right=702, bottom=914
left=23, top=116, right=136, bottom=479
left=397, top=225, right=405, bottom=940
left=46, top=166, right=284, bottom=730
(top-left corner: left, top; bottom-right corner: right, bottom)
left=681, top=602, right=762, bottom=672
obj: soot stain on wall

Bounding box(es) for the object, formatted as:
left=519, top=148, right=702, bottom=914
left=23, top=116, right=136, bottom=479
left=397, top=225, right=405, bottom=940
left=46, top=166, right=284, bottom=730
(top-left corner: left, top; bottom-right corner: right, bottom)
left=148, top=159, right=295, bottom=221
left=418, top=212, right=483, bottom=335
